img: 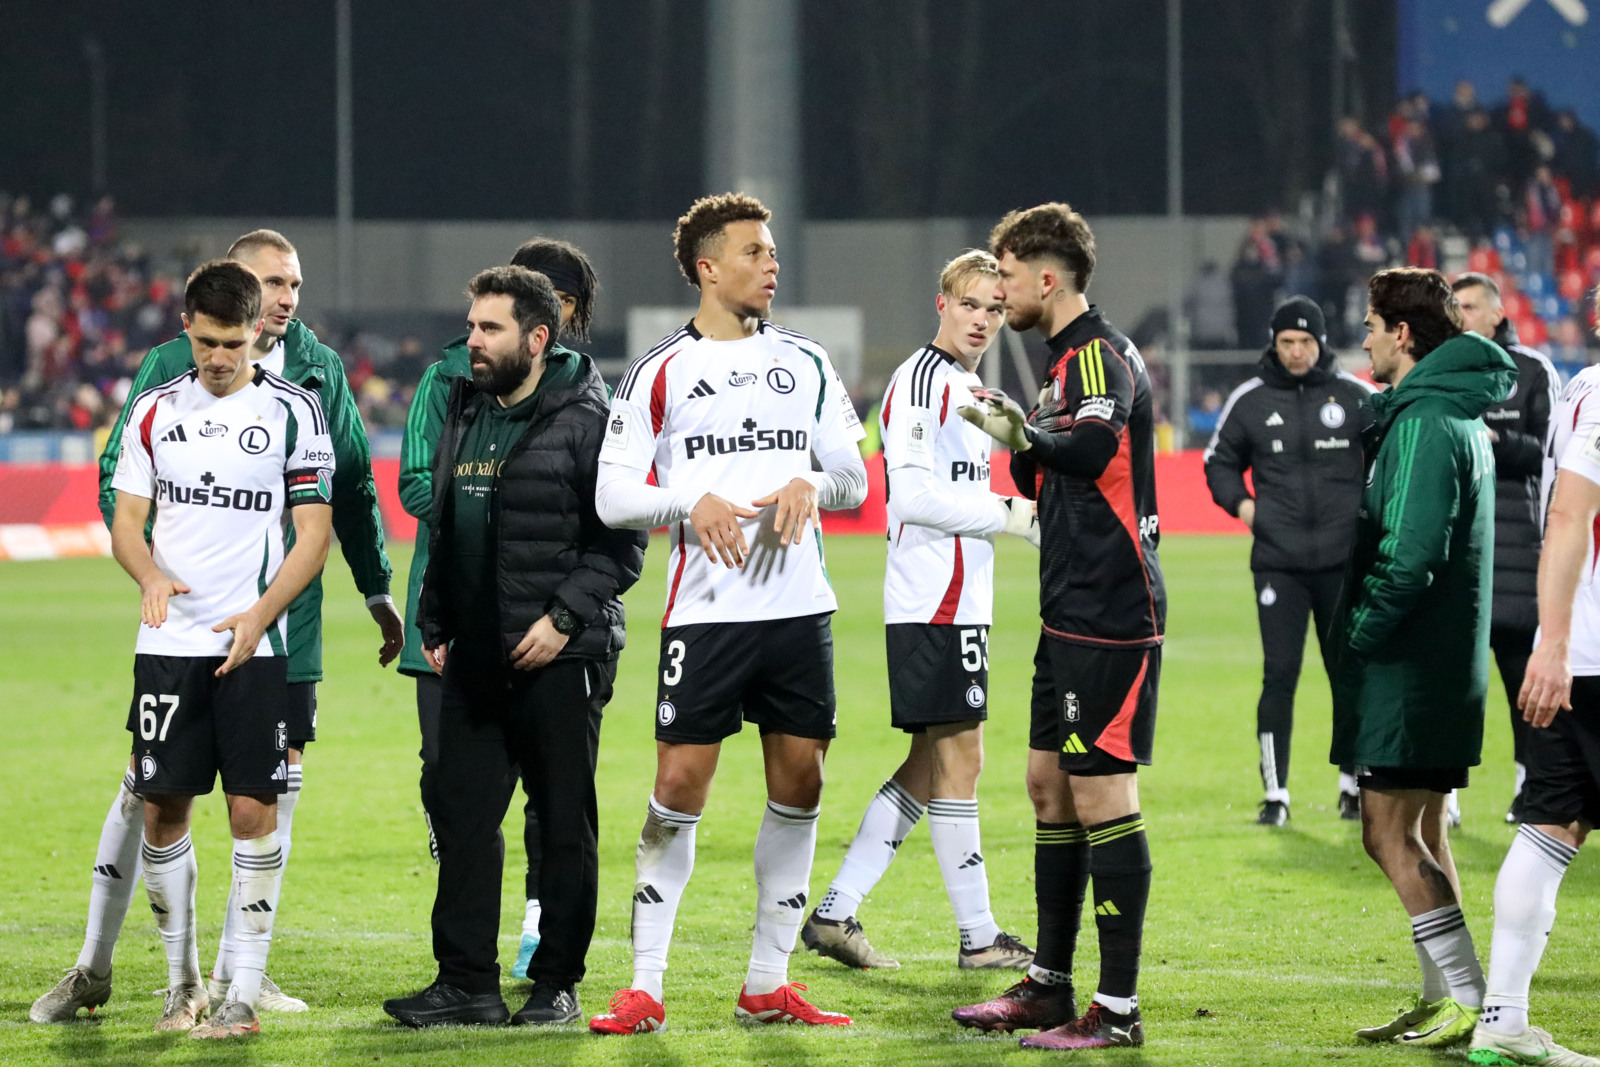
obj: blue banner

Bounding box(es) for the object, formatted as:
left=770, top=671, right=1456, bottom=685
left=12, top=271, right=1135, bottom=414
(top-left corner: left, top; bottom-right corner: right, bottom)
left=1400, top=0, right=1599, bottom=128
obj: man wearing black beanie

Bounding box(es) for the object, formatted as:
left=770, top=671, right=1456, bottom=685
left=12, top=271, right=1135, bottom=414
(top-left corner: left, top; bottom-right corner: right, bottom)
left=1205, top=295, right=1376, bottom=824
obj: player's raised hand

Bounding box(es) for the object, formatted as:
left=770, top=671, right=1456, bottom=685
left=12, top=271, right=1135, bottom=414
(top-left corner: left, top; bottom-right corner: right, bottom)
left=690, top=492, right=759, bottom=568
left=139, top=574, right=191, bottom=628
left=511, top=615, right=568, bottom=671
left=212, top=609, right=267, bottom=676
left=958, top=388, right=1031, bottom=451
left=369, top=599, right=405, bottom=667
left=1519, top=636, right=1573, bottom=728
left=752, top=477, right=821, bottom=548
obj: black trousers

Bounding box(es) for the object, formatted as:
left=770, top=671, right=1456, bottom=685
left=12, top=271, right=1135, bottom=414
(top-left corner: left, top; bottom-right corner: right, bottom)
left=430, top=650, right=613, bottom=991
left=1491, top=625, right=1535, bottom=768
left=1254, top=568, right=1350, bottom=789
left=418, top=673, right=543, bottom=900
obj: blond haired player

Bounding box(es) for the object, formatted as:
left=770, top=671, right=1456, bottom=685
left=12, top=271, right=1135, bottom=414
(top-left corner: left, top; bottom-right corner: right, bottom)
left=802, top=251, right=1038, bottom=972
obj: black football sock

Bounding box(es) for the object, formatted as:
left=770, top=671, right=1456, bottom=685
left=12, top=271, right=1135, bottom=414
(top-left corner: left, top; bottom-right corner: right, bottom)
left=1030, top=821, right=1089, bottom=982
left=1088, top=813, right=1151, bottom=1005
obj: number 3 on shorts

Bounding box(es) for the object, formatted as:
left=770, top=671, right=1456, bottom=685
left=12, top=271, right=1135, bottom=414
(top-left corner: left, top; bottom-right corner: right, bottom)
left=138, top=693, right=180, bottom=742
left=662, top=640, right=687, bottom=686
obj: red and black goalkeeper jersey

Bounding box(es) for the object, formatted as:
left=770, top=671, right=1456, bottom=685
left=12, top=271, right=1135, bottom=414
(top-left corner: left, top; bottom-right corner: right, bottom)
left=1010, top=307, right=1166, bottom=647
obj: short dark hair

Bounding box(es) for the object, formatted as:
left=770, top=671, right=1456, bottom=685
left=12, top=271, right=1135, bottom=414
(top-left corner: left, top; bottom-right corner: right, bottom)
left=1369, top=267, right=1463, bottom=359
left=511, top=237, right=598, bottom=341
left=989, top=203, right=1096, bottom=293
left=227, top=228, right=296, bottom=261
left=467, top=265, right=561, bottom=351
left=673, top=192, right=771, bottom=288
left=1451, top=270, right=1502, bottom=305
left=184, top=260, right=261, bottom=326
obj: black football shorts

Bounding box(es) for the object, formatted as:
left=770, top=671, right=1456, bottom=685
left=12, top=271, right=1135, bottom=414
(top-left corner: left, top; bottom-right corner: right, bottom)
left=1029, top=632, right=1160, bottom=776
left=886, top=623, right=988, bottom=732
left=655, top=613, right=836, bottom=744
left=127, top=654, right=290, bottom=797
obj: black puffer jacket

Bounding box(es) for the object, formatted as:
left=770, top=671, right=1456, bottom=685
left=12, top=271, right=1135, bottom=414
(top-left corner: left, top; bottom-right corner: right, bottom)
left=1204, top=342, right=1375, bottom=573
left=419, top=351, right=647, bottom=662
left=1485, top=318, right=1558, bottom=633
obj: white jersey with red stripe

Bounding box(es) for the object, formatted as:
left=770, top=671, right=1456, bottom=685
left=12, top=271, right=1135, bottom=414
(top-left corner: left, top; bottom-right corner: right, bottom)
left=881, top=346, right=997, bottom=625
left=601, top=320, right=866, bottom=626
left=110, top=366, right=335, bottom=658
left=1551, top=364, right=1600, bottom=674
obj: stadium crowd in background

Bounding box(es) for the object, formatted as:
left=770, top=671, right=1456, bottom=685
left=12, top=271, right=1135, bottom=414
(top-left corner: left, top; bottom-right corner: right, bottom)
left=1206, top=77, right=1600, bottom=380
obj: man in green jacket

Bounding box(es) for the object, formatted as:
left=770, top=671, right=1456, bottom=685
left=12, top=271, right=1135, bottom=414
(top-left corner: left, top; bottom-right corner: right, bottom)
left=399, top=236, right=598, bottom=981
left=31, top=229, right=399, bottom=1025
left=1333, top=267, right=1515, bottom=1051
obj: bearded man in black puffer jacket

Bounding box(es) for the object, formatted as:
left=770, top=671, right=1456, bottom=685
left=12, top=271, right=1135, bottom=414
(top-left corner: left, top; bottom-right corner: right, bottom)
left=385, top=266, right=647, bottom=1031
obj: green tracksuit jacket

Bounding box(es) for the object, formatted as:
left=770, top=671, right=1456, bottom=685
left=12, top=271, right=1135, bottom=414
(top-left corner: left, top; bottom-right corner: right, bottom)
left=1329, top=332, right=1516, bottom=770
left=98, top=319, right=393, bottom=683
left=396, top=337, right=584, bottom=677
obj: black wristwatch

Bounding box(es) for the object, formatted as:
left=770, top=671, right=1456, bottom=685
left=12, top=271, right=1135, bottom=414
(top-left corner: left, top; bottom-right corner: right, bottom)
left=549, top=604, right=582, bottom=636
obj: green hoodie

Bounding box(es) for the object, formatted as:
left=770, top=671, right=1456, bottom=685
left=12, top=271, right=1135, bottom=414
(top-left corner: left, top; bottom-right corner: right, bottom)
left=97, top=319, right=393, bottom=683
left=1329, top=331, right=1516, bottom=770
left=395, top=336, right=583, bottom=676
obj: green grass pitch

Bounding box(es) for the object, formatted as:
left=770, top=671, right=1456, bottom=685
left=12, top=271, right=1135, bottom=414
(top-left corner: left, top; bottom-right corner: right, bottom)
left=2, top=534, right=1596, bottom=1065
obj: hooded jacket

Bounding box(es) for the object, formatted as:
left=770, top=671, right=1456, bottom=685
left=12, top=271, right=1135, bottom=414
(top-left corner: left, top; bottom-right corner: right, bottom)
left=96, top=319, right=391, bottom=683
left=1329, top=332, right=1517, bottom=769
left=1484, top=317, right=1559, bottom=633
left=418, top=349, right=646, bottom=663
left=1204, top=341, right=1376, bottom=572
left=396, top=336, right=581, bottom=677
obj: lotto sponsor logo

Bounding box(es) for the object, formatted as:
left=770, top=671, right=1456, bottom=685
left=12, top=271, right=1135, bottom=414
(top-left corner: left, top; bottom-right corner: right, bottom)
left=683, top=421, right=809, bottom=460
left=157, top=474, right=274, bottom=512
left=728, top=371, right=756, bottom=387
left=198, top=420, right=227, bottom=438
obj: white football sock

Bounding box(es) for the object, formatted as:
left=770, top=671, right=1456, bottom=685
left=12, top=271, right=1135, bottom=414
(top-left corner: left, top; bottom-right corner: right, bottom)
left=631, top=796, right=699, bottom=1002
left=1482, top=825, right=1577, bottom=1036
left=215, top=769, right=299, bottom=986
left=226, top=834, right=284, bottom=1008
left=141, top=832, right=199, bottom=988
left=815, top=779, right=923, bottom=921
left=746, top=800, right=819, bottom=995
left=277, top=764, right=301, bottom=864
left=927, top=798, right=1001, bottom=950
left=1093, top=992, right=1138, bottom=1015
left=1027, top=963, right=1072, bottom=986
left=523, top=898, right=542, bottom=940
left=76, top=772, right=143, bottom=976
left=1411, top=904, right=1486, bottom=1008
left=1414, top=940, right=1449, bottom=1002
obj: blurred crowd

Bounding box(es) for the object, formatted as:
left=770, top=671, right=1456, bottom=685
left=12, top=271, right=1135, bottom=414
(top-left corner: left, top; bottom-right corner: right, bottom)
left=0, top=193, right=186, bottom=434
left=0, top=192, right=427, bottom=434
left=1200, top=77, right=1600, bottom=362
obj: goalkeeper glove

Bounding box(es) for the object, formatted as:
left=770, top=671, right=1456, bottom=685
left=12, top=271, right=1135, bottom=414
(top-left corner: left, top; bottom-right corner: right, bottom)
left=999, top=496, right=1040, bottom=548
left=958, top=388, right=1031, bottom=451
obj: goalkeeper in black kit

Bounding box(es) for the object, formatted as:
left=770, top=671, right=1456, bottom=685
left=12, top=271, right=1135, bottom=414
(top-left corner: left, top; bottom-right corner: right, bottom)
left=952, top=203, right=1165, bottom=1052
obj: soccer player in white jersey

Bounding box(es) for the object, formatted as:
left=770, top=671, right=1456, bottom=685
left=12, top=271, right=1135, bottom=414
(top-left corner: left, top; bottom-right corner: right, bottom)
left=106, top=261, right=334, bottom=1038
left=800, top=250, right=1040, bottom=972
left=1469, top=289, right=1600, bottom=1067
left=588, top=193, right=867, bottom=1033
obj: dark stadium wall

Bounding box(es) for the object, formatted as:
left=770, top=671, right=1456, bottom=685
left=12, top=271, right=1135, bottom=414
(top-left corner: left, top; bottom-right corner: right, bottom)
left=2, top=1, right=1394, bottom=221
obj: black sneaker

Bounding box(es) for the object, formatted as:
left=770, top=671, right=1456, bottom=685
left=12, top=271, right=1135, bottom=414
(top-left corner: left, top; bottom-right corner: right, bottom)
left=382, top=982, right=508, bottom=1028
left=511, top=981, right=580, bottom=1025
left=1338, top=791, right=1361, bottom=821
left=1256, top=799, right=1288, bottom=826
